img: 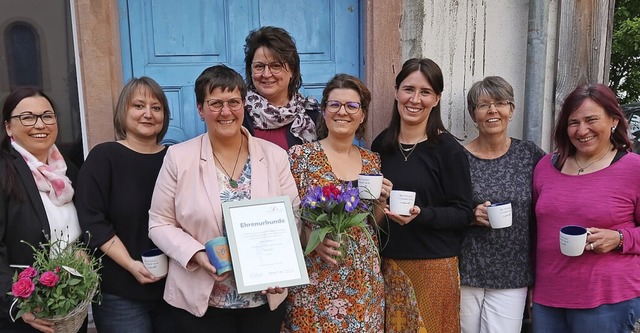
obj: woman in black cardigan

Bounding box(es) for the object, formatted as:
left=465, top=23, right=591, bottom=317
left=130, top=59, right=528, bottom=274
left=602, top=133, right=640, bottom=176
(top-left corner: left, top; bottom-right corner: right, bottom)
left=0, top=87, right=82, bottom=333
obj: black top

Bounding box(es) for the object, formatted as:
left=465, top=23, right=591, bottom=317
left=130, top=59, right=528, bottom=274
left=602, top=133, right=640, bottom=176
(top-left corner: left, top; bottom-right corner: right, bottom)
left=459, top=139, right=545, bottom=289
left=371, top=130, right=473, bottom=259
left=75, top=142, right=167, bottom=300
left=0, top=148, right=78, bottom=330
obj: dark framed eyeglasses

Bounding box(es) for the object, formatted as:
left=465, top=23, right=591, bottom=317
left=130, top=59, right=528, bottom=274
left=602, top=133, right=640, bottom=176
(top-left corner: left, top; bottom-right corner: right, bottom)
left=251, top=62, right=285, bottom=75
left=325, top=100, right=362, bottom=114
left=10, top=113, right=58, bottom=126
left=205, top=98, right=244, bottom=112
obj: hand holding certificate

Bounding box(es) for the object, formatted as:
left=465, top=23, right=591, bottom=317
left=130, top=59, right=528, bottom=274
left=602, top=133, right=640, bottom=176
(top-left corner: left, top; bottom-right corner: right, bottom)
left=222, top=196, right=309, bottom=294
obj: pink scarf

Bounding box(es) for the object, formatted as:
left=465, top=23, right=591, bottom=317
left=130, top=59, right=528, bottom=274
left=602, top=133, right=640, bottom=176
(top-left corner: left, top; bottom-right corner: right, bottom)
left=11, top=140, right=74, bottom=206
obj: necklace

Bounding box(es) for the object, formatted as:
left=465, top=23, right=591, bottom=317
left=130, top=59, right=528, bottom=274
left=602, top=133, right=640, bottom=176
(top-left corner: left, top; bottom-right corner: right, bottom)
left=212, top=135, right=243, bottom=188
left=574, top=148, right=612, bottom=175
left=398, top=134, right=427, bottom=162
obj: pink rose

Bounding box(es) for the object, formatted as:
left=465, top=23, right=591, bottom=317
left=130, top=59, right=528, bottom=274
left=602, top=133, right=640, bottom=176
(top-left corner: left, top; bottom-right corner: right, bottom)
left=39, top=271, right=59, bottom=287
left=18, top=267, right=38, bottom=279
left=11, top=278, right=35, bottom=298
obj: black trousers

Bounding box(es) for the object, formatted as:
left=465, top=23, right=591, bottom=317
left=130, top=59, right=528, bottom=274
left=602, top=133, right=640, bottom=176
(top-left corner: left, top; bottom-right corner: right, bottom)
left=171, top=302, right=286, bottom=333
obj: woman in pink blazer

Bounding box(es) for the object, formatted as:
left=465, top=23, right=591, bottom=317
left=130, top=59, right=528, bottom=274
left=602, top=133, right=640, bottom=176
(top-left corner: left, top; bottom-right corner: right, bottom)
left=148, top=65, right=299, bottom=333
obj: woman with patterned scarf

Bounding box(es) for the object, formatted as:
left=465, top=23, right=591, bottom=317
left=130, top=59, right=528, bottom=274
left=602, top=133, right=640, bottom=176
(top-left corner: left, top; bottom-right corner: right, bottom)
left=0, top=87, right=83, bottom=333
left=242, top=26, right=320, bottom=150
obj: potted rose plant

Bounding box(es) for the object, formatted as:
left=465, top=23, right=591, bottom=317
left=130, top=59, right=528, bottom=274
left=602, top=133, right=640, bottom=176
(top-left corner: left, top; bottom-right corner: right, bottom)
left=8, top=237, right=101, bottom=333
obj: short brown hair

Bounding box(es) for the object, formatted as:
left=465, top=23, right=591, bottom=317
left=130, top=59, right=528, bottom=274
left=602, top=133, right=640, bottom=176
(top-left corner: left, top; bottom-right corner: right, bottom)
left=466, top=76, right=514, bottom=122
left=194, top=65, right=246, bottom=106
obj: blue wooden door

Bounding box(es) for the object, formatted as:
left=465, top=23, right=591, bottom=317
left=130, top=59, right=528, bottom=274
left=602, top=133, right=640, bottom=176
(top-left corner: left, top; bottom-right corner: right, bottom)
left=119, top=0, right=361, bottom=144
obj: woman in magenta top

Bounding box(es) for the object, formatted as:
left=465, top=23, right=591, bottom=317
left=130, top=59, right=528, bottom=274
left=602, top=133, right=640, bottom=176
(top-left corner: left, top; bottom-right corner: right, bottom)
left=532, top=84, right=640, bottom=332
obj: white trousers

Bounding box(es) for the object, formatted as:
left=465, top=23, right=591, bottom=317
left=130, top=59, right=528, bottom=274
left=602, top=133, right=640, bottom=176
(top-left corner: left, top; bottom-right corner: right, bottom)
left=460, top=286, right=527, bottom=333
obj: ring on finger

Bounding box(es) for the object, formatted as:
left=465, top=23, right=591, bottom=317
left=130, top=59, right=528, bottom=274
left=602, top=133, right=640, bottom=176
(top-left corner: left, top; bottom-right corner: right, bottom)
left=590, top=243, right=595, bottom=251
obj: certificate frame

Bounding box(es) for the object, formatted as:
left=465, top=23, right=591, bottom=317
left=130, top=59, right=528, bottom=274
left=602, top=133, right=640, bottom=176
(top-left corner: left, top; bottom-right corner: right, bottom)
left=222, top=196, right=309, bottom=294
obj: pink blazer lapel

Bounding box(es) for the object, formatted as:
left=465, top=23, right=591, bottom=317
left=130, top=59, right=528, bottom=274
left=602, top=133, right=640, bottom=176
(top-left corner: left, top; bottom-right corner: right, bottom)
left=199, top=135, right=225, bottom=237
left=246, top=128, right=270, bottom=199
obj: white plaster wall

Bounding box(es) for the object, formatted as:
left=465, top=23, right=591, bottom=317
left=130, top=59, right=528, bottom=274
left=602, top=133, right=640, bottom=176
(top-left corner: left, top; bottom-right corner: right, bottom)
left=410, top=0, right=560, bottom=151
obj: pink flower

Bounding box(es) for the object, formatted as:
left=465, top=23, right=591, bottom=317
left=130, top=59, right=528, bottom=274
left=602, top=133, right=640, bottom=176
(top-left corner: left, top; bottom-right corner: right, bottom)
left=11, top=278, right=35, bottom=298
left=18, top=267, right=38, bottom=279
left=39, top=271, right=59, bottom=287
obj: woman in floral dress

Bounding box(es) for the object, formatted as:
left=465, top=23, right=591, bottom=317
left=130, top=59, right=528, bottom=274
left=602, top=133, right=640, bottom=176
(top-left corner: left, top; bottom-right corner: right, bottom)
left=282, top=74, right=391, bottom=332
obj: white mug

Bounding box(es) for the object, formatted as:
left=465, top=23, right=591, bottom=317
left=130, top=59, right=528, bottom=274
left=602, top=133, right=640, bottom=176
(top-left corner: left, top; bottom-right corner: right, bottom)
left=358, top=174, right=383, bottom=200
left=141, top=248, right=169, bottom=278
left=389, top=190, right=416, bottom=216
left=487, top=202, right=512, bottom=229
left=559, top=225, right=590, bottom=256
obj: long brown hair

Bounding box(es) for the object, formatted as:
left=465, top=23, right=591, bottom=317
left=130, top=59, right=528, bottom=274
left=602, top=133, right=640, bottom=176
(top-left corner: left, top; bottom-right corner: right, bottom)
left=380, top=58, right=446, bottom=153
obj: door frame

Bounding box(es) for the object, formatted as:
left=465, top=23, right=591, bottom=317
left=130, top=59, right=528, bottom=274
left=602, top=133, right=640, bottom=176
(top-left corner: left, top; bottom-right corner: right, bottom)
left=72, top=0, right=401, bottom=150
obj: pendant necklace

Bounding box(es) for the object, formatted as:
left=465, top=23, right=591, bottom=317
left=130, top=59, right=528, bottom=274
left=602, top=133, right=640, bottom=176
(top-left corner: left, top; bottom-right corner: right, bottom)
left=398, top=134, right=427, bottom=162
left=574, top=148, right=611, bottom=175
left=212, top=135, right=243, bottom=188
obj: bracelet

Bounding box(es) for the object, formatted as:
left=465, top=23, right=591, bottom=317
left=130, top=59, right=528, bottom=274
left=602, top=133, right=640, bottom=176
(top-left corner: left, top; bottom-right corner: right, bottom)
left=616, top=230, right=624, bottom=252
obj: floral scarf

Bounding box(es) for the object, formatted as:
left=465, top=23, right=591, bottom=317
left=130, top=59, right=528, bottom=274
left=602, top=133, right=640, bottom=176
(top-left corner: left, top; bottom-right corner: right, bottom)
left=11, top=140, right=74, bottom=206
left=245, top=90, right=318, bottom=143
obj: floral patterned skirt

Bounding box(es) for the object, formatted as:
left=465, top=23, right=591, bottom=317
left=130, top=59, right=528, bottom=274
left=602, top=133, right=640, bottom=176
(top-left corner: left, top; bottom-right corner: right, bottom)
left=281, top=227, right=384, bottom=332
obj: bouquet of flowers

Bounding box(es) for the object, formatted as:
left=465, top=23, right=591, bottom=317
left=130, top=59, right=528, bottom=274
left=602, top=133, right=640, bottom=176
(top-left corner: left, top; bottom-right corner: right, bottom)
left=8, top=236, right=101, bottom=333
left=300, top=183, right=373, bottom=257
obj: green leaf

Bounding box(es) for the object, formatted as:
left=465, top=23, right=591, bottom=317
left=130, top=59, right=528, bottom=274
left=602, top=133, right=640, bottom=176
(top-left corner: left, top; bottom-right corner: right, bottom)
left=304, top=227, right=332, bottom=255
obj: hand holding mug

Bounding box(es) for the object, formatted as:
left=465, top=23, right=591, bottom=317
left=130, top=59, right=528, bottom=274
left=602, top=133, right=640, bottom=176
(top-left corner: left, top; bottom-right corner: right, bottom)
left=585, top=227, right=622, bottom=253
left=190, top=251, right=230, bottom=282
left=384, top=205, right=421, bottom=225
left=472, top=201, right=491, bottom=227
left=129, top=260, right=161, bottom=284
left=378, top=178, right=393, bottom=203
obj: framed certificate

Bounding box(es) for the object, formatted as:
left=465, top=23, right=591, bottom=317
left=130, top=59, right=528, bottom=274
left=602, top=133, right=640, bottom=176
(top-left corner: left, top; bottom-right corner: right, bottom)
left=222, top=196, right=309, bottom=294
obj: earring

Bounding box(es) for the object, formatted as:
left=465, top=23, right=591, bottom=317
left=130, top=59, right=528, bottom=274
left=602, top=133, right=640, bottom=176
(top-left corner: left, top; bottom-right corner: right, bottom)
left=473, top=122, right=478, bottom=128
left=611, top=126, right=617, bottom=133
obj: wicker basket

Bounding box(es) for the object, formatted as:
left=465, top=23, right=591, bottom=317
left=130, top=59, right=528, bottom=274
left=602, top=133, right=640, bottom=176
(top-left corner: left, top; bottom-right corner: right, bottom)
left=46, top=297, right=91, bottom=333
left=45, top=286, right=96, bottom=333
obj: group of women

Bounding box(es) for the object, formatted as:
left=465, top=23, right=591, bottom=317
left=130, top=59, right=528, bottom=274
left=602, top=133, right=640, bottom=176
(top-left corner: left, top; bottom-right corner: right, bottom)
left=1, top=25, right=639, bottom=333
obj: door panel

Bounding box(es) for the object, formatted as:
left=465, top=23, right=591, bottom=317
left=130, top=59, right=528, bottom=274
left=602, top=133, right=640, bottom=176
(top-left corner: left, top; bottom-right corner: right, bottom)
left=121, top=0, right=360, bottom=144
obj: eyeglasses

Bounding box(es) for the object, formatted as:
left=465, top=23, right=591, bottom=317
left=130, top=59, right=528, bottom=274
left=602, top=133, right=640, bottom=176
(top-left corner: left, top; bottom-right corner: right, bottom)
left=204, top=98, right=243, bottom=112
left=10, top=113, right=58, bottom=126
left=251, top=62, right=285, bottom=75
left=325, top=101, right=362, bottom=114
left=475, top=100, right=513, bottom=112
